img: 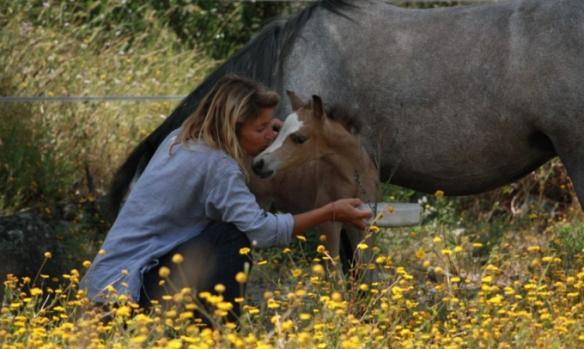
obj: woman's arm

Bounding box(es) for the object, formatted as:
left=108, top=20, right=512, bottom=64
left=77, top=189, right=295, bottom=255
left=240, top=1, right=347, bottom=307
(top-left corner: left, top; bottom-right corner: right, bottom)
left=292, top=198, right=372, bottom=236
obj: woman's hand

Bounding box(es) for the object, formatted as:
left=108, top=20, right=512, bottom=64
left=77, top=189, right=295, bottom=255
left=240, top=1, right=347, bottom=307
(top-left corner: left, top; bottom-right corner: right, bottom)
left=330, top=198, right=372, bottom=230
left=292, top=198, right=372, bottom=236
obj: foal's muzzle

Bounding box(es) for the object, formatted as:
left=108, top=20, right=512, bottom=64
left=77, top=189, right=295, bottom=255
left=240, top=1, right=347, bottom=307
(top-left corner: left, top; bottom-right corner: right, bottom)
left=251, top=158, right=274, bottom=179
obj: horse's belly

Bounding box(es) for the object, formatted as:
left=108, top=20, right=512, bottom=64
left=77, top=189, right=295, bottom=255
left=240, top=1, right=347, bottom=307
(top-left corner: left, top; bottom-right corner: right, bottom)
left=383, top=130, right=556, bottom=195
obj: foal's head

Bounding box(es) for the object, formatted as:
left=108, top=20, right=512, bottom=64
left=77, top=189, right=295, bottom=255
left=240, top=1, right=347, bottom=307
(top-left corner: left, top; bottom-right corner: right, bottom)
left=252, top=91, right=359, bottom=178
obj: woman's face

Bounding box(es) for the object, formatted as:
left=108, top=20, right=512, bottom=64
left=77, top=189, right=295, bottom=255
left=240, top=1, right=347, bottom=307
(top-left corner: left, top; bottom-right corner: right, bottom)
left=238, top=108, right=278, bottom=157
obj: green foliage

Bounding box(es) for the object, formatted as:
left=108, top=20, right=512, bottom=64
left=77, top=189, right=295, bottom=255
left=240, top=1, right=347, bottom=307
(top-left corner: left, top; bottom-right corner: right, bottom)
left=0, top=97, right=74, bottom=212
left=554, top=221, right=584, bottom=265
left=0, top=0, right=292, bottom=59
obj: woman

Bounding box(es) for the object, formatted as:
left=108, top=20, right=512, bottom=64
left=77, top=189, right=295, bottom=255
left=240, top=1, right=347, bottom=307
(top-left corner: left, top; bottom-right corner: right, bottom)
left=80, top=74, right=371, bottom=321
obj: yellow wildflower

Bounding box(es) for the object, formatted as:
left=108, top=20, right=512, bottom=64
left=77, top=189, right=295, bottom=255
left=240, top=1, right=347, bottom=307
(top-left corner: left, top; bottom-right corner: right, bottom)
left=235, top=272, right=247, bottom=284
left=172, top=253, right=184, bottom=264
left=158, top=266, right=171, bottom=278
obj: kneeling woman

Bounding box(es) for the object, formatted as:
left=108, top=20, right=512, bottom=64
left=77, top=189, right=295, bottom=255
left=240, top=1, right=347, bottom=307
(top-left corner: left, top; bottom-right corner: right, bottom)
left=80, top=74, right=371, bottom=322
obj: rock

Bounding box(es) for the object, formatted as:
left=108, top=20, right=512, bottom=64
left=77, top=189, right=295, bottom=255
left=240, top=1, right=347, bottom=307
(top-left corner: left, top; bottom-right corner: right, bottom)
left=0, top=213, right=66, bottom=300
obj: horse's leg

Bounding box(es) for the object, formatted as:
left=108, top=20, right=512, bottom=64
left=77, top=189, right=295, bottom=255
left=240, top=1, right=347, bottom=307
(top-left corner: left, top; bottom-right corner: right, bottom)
left=558, top=151, right=584, bottom=209
left=551, top=134, right=584, bottom=209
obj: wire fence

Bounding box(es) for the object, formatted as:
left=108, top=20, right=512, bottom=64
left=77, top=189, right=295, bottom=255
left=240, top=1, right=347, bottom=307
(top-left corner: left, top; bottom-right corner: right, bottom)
left=0, top=96, right=187, bottom=103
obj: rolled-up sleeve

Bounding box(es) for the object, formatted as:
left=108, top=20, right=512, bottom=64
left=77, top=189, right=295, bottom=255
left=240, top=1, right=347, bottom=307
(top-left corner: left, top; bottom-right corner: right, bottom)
left=204, top=168, right=294, bottom=248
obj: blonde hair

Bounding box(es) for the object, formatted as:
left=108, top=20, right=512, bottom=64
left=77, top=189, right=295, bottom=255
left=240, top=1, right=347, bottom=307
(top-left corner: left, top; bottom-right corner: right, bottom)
left=171, top=74, right=279, bottom=176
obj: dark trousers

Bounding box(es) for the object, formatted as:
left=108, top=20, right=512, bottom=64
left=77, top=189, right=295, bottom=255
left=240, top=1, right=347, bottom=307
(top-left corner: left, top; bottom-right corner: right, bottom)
left=140, top=222, right=251, bottom=325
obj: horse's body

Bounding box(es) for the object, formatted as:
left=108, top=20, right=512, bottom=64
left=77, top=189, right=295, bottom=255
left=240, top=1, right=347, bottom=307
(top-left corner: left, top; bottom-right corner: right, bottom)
left=109, top=0, right=584, bottom=215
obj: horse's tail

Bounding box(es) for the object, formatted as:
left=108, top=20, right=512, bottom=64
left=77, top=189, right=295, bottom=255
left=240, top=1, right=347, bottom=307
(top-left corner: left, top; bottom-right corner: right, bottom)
left=107, top=114, right=181, bottom=218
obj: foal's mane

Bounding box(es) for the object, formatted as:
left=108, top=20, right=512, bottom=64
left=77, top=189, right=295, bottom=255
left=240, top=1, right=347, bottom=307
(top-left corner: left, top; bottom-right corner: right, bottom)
left=326, top=104, right=363, bottom=135
left=108, top=0, right=355, bottom=217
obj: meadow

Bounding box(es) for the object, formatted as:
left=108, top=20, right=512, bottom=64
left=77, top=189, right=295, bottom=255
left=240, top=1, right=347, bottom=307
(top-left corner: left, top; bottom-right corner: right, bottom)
left=1, top=1, right=583, bottom=348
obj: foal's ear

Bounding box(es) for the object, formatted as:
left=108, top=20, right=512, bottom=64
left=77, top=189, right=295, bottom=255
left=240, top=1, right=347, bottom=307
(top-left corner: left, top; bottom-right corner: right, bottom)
left=286, top=90, right=304, bottom=111
left=312, top=95, right=324, bottom=121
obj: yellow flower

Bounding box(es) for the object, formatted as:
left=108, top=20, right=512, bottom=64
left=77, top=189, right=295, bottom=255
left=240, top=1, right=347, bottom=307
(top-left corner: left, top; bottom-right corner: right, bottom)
left=44, top=251, right=52, bottom=259
left=172, top=253, right=184, bottom=264
left=441, top=249, right=452, bottom=256
left=434, top=190, right=445, bottom=199
left=217, top=302, right=233, bottom=311
left=214, top=284, right=226, bottom=293
left=432, top=236, right=442, bottom=244
left=158, top=266, right=171, bottom=278
left=98, top=248, right=106, bottom=256
left=487, top=295, right=503, bottom=305
left=316, top=245, right=326, bottom=253
left=239, top=247, right=251, bottom=255
left=267, top=299, right=280, bottom=309
left=369, top=225, right=380, bottom=233
left=130, top=335, right=147, bottom=344
left=82, top=260, right=92, bottom=268
left=454, top=245, right=463, bottom=253
left=235, top=272, right=247, bottom=284
left=282, top=320, right=294, bottom=331
left=30, top=287, right=43, bottom=296
left=312, top=264, right=325, bottom=275
left=296, top=235, right=307, bottom=242
left=357, top=243, right=369, bottom=250
left=527, top=245, right=541, bottom=253
left=299, top=313, right=312, bottom=320
left=116, top=306, right=131, bottom=317
left=472, top=242, right=483, bottom=249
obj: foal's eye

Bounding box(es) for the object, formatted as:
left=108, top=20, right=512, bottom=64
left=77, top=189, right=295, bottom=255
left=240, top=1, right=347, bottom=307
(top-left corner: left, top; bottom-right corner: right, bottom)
left=290, top=133, right=307, bottom=144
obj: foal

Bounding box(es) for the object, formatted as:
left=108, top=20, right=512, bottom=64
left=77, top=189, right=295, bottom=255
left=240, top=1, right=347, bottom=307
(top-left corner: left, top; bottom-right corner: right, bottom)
left=249, top=91, right=381, bottom=277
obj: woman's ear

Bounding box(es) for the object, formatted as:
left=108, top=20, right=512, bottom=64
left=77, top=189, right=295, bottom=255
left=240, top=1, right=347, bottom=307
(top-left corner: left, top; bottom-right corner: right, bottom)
left=286, top=90, right=304, bottom=111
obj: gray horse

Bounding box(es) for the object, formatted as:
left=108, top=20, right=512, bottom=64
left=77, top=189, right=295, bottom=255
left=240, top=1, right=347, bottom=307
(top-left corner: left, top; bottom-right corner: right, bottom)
left=109, top=0, right=584, bottom=215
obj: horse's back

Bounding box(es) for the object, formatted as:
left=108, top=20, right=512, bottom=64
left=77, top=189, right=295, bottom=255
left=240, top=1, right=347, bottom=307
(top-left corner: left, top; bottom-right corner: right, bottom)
left=283, top=0, right=583, bottom=196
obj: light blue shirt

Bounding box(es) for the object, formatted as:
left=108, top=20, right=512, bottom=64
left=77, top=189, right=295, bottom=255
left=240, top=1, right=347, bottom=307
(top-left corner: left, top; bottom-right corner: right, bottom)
left=80, top=129, right=294, bottom=302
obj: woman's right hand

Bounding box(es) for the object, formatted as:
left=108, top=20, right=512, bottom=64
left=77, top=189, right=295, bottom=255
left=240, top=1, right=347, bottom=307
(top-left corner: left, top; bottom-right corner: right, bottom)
left=330, top=198, right=372, bottom=230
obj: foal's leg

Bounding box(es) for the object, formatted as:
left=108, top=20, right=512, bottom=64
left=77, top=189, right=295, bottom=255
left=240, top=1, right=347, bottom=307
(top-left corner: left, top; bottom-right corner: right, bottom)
left=319, top=221, right=343, bottom=260
left=343, top=227, right=378, bottom=284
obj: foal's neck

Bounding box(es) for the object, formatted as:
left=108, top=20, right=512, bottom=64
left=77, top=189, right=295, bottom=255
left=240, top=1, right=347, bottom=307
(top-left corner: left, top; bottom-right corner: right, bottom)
left=322, top=134, right=378, bottom=188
